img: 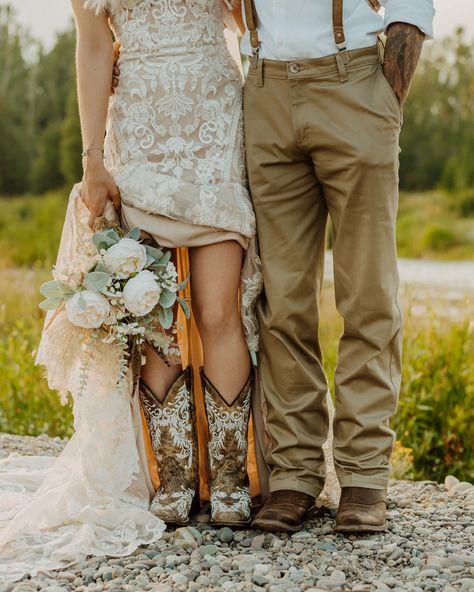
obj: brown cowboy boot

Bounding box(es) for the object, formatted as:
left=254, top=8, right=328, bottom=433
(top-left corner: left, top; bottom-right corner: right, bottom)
left=140, top=367, right=199, bottom=526
left=335, top=487, right=388, bottom=533
left=202, top=368, right=253, bottom=527
left=252, top=490, right=316, bottom=533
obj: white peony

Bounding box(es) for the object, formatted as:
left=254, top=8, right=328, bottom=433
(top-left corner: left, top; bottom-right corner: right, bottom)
left=66, top=290, right=111, bottom=329
left=103, top=238, right=147, bottom=279
left=122, top=270, right=161, bottom=316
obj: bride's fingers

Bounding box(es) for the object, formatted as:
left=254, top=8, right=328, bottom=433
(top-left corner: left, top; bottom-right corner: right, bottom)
left=108, top=185, right=122, bottom=212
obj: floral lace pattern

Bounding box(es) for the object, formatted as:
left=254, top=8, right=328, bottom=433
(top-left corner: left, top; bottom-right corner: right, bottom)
left=102, top=0, right=261, bottom=353
left=142, top=381, right=195, bottom=468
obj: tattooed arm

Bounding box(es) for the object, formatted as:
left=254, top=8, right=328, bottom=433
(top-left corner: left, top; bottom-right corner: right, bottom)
left=383, top=22, right=425, bottom=106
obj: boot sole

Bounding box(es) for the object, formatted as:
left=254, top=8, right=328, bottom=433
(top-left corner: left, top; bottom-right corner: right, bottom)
left=210, top=519, right=252, bottom=529
left=251, top=517, right=301, bottom=533
left=251, top=506, right=319, bottom=533
left=334, top=522, right=388, bottom=533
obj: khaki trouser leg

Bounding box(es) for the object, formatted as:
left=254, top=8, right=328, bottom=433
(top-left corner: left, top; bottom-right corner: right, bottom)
left=244, top=47, right=403, bottom=493
left=299, top=58, right=403, bottom=489
left=244, top=68, right=329, bottom=498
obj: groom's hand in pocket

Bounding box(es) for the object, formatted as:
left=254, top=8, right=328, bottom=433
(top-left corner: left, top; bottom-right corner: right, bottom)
left=382, top=22, right=424, bottom=106
left=82, top=152, right=121, bottom=229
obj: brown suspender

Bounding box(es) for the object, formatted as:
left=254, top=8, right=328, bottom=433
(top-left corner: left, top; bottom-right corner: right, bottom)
left=332, top=0, right=346, bottom=49
left=242, top=0, right=346, bottom=55
left=243, top=0, right=260, bottom=55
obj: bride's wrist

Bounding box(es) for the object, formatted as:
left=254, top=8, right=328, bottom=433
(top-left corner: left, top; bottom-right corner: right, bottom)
left=83, top=151, right=105, bottom=174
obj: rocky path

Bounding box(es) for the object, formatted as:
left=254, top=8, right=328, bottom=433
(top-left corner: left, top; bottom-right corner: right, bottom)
left=1, top=435, right=473, bottom=592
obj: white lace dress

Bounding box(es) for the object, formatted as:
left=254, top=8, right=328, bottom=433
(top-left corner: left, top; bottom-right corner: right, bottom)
left=0, top=0, right=263, bottom=582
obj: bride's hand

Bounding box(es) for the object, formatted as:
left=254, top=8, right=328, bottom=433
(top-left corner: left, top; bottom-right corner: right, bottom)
left=82, top=153, right=121, bottom=229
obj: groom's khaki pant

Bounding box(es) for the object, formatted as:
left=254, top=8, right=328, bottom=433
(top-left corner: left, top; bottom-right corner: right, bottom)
left=244, top=44, right=403, bottom=497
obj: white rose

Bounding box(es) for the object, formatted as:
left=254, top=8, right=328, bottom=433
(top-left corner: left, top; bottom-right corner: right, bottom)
left=103, top=238, right=147, bottom=279
left=66, top=290, right=111, bottom=329
left=122, top=270, right=161, bottom=316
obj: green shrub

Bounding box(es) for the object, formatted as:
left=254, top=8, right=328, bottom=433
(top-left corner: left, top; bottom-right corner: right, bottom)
left=449, top=188, right=474, bottom=218
left=0, top=270, right=73, bottom=437
left=420, top=224, right=457, bottom=252
left=393, top=312, right=474, bottom=482
left=0, top=191, right=67, bottom=268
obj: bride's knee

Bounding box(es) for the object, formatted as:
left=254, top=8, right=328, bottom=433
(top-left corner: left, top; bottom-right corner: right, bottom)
left=194, top=302, right=241, bottom=341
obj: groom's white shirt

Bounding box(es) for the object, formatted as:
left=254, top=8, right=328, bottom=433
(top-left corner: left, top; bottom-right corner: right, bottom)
left=240, top=0, right=435, bottom=60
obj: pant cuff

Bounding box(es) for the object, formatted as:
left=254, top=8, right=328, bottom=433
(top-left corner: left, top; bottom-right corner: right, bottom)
left=269, top=477, right=323, bottom=499
left=336, top=472, right=389, bottom=490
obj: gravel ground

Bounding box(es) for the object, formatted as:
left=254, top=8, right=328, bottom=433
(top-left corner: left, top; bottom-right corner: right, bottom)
left=1, top=434, right=473, bottom=592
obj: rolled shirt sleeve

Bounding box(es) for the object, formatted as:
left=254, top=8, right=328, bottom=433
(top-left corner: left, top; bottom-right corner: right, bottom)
left=381, top=0, right=435, bottom=39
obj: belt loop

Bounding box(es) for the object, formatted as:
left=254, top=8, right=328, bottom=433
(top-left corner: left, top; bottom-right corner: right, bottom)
left=256, top=58, right=264, bottom=87
left=377, top=34, right=386, bottom=63
left=335, top=51, right=348, bottom=82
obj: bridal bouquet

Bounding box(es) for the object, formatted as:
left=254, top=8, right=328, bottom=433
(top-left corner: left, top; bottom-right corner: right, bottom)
left=39, top=225, right=190, bottom=394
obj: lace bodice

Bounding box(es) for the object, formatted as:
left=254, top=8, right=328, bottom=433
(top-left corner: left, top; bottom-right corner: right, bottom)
left=109, top=0, right=229, bottom=56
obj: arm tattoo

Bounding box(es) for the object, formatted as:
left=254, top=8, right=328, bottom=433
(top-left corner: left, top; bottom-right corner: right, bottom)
left=383, top=22, right=425, bottom=106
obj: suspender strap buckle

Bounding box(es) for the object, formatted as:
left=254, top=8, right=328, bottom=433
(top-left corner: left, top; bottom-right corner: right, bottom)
left=244, top=0, right=260, bottom=56
left=333, top=26, right=346, bottom=50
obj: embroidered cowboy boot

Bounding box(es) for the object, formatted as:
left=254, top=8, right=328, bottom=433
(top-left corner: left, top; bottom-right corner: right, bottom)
left=202, top=368, right=253, bottom=527
left=140, top=366, right=199, bottom=526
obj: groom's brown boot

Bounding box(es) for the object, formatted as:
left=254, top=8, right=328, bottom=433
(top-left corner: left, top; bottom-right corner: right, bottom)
left=252, top=490, right=316, bottom=533
left=335, top=487, right=388, bottom=533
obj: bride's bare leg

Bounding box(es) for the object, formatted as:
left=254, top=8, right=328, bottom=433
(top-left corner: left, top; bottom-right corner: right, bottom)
left=189, top=241, right=250, bottom=405
left=140, top=344, right=182, bottom=402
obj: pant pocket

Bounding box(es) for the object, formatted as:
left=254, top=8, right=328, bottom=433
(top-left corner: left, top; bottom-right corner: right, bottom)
left=378, top=65, right=402, bottom=117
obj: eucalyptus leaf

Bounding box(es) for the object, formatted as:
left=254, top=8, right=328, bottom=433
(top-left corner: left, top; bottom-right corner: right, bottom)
left=84, top=271, right=110, bottom=292
left=106, top=228, right=121, bottom=243
left=145, top=254, right=155, bottom=268
left=126, top=227, right=141, bottom=241
left=94, top=261, right=107, bottom=273
left=158, top=306, right=174, bottom=330
left=39, top=296, right=63, bottom=311
left=145, top=244, right=164, bottom=261
left=175, top=274, right=190, bottom=292
left=177, top=297, right=190, bottom=319
left=159, top=290, right=177, bottom=309
left=156, top=251, right=172, bottom=266
left=40, top=280, right=70, bottom=299
left=92, top=230, right=118, bottom=251
left=78, top=293, right=87, bottom=311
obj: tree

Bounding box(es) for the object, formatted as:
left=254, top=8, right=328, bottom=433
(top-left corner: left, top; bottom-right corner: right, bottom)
left=30, top=121, right=65, bottom=193
left=60, top=78, right=83, bottom=187
left=400, top=30, right=474, bottom=194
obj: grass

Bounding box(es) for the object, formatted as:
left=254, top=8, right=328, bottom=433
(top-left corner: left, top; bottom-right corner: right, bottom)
left=0, top=191, right=473, bottom=480
left=397, top=190, right=474, bottom=260
left=319, top=285, right=474, bottom=482
left=0, top=190, right=68, bottom=269
left=0, top=269, right=74, bottom=437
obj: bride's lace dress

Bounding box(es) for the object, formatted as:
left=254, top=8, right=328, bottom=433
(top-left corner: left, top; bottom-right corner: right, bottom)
left=0, top=0, right=263, bottom=582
